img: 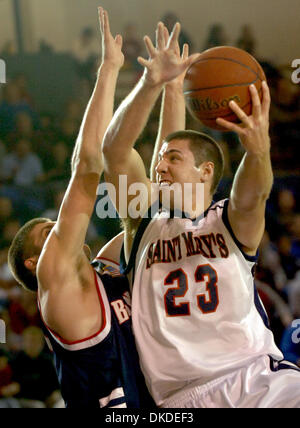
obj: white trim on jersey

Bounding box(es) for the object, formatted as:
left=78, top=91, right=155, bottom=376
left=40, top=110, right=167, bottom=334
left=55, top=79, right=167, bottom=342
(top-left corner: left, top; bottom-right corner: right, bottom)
left=129, top=199, right=284, bottom=406
left=43, top=271, right=112, bottom=351
left=99, top=387, right=126, bottom=408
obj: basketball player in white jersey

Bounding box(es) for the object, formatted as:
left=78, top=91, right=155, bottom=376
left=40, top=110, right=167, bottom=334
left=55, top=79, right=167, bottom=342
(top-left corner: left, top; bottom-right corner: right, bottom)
left=102, top=22, right=300, bottom=407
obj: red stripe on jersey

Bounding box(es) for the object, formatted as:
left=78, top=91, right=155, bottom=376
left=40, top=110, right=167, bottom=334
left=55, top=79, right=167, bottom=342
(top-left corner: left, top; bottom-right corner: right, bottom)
left=38, top=270, right=107, bottom=346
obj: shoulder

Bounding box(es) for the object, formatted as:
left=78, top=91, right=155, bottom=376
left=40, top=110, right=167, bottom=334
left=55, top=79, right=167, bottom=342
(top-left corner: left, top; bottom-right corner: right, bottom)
left=96, top=232, right=124, bottom=265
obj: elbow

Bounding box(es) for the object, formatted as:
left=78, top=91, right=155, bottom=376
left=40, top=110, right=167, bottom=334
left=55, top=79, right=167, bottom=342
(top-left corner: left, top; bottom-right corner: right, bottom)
left=72, top=156, right=102, bottom=176
left=231, top=191, right=270, bottom=213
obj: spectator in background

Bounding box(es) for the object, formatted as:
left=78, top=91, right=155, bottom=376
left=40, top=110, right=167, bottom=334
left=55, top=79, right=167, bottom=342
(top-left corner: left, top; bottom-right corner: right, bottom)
left=0, top=348, right=21, bottom=408
left=162, top=12, right=194, bottom=52
left=0, top=139, right=6, bottom=165
left=0, top=139, right=44, bottom=187
left=42, top=189, right=98, bottom=245
left=8, top=288, right=40, bottom=336
left=71, top=27, right=100, bottom=81
left=236, top=25, right=256, bottom=55
left=270, top=69, right=300, bottom=171
left=266, top=188, right=297, bottom=241
left=277, top=234, right=299, bottom=282
left=290, top=214, right=300, bottom=266
left=0, top=82, right=38, bottom=138
left=43, top=141, right=70, bottom=182
left=59, top=117, right=78, bottom=149
left=203, top=23, right=228, bottom=50
left=0, top=219, right=21, bottom=251
left=12, top=327, right=61, bottom=407
left=6, top=112, right=45, bottom=159
left=258, top=230, right=288, bottom=292
left=122, top=23, right=143, bottom=69
left=13, top=74, right=34, bottom=107
left=0, top=197, right=14, bottom=236
left=39, top=113, right=57, bottom=143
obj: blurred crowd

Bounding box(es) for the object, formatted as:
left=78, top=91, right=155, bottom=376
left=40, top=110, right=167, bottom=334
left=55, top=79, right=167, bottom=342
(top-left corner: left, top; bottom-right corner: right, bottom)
left=0, top=13, right=300, bottom=407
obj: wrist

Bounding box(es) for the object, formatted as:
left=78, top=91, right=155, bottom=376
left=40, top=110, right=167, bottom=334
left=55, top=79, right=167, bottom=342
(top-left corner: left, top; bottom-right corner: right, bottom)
left=98, top=61, right=121, bottom=75
left=165, top=80, right=184, bottom=90
left=141, top=69, right=165, bottom=90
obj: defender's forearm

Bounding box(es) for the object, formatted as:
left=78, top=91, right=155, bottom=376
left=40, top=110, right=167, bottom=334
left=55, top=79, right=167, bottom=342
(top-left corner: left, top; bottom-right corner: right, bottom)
left=103, top=74, right=164, bottom=164
left=72, top=63, right=120, bottom=174
left=230, top=149, right=273, bottom=212
left=150, top=83, right=185, bottom=181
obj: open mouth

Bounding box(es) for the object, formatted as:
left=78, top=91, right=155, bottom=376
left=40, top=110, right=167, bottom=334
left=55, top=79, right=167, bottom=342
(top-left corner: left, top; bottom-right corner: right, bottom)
left=159, top=180, right=172, bottom=187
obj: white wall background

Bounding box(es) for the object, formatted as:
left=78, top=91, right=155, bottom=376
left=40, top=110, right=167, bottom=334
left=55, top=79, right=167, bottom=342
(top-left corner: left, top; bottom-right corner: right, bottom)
left=0, top=0, right=299, bottom=65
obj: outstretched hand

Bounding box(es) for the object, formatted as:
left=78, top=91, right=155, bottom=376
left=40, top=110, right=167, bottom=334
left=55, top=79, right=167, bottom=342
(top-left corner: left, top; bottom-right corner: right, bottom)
left=138, top=22, right=200, bottom=86
left=98, top=7, right=124, bottom=69
left=216, top=82, right=271, bottom=155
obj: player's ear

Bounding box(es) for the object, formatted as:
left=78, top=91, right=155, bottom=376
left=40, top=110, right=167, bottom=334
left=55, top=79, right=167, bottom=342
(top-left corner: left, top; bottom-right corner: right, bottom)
left=24, top=256, right=39, bottom=274
left=198, top=161, right=214, bottom=183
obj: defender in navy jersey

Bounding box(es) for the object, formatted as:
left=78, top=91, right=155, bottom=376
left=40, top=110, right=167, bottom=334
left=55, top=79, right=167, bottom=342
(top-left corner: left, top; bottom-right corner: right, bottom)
left=8, top=9, right=153, bottom=408
left=40, top=260, right=154, bottom=408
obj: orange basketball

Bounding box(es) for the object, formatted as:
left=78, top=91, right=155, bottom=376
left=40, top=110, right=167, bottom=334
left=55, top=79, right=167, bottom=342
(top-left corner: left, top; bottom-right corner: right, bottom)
left=183, top=46, right=266, bottom=131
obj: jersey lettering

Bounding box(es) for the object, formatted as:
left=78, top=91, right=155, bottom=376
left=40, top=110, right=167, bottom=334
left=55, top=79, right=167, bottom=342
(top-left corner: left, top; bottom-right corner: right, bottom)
left=111, top=300, right=130, bottom=324
left=146, top=233, right=229, bottom=268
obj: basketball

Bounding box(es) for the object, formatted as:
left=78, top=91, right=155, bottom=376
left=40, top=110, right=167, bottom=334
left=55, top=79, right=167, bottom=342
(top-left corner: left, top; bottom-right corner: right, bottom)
left=183, top=46, right=266, bottom=131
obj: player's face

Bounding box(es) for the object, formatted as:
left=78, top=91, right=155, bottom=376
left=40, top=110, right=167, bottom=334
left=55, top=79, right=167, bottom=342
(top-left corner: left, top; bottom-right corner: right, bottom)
left=31, top=221, right=56, bottom=254
left=155, top=139, right=203, bottom=211
left=156, top=139, right=200, bottom=185
left=30, top=221, right=92, bottom=261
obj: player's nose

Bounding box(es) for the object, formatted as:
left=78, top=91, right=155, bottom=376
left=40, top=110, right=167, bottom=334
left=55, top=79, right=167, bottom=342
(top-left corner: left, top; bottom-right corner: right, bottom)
left=155, top=158, right=168, bottom=174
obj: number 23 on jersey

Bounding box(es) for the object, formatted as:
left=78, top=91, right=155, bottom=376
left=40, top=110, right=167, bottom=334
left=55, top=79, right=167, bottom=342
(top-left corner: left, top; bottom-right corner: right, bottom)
left=164, top=264, right=219, bottom=317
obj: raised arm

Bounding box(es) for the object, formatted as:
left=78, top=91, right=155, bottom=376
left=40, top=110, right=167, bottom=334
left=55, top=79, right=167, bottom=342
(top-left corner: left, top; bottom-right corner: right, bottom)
left=150, top=38, right=190, bottom=182
left=38, top=8, right=124, bottom=278
left=36, top=9, right=124, bottom=341
left=102, top=22, right=199, bottom=252
left=216, top=81, right=272, bottom=254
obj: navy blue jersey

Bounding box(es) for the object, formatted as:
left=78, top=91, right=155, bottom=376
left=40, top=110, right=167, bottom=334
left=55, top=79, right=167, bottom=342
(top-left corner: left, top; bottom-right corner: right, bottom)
left=40, top=259, right=155, bottom=408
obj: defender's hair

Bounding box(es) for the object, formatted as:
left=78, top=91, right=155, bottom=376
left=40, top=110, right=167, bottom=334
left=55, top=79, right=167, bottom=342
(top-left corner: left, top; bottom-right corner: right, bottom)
left=164, top=130, right=224, bottom=195
left=8, top=218, right=50, bottom=292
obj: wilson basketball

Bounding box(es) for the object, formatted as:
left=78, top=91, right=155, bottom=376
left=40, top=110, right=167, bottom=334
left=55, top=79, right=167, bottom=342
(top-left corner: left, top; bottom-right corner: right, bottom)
left=183, top=46, right=266, bottom=131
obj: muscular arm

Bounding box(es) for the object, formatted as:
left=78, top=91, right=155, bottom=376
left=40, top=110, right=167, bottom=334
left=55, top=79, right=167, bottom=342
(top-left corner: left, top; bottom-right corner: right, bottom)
left=37, top=9, right=124, bottom=340
left=150, top=42, right=189, bottom=181
left=103, top=23, right=199, bottom=259
left=217, top=82, right=272, bottom=254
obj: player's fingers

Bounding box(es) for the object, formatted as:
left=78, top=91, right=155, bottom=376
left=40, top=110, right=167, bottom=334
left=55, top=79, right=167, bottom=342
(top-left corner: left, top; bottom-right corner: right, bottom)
left=183, top=53, right=201, bottom=69
left=228, top=100, right=251, bottom=126
left=168, top=23, right=181, bottom=48
left=98, top=7, right=104, bottom=34
left=144, top=35, right=156, bottom=58
left=115, top=34, right=123, bottom=48
left=182, top=43, right=189, bottom=60
left=249, top=84, right=261, bottom=119
left=216, top=117, right=243, bottom=134
left=103, top=9, right=111, bottom=38
left=137, top=56, right=151, bottom=68
left=163, top=26, right=169, bottom=47
left=156, top=22, right=165, bottom=50
left=261, top=81, right=271, bottom=117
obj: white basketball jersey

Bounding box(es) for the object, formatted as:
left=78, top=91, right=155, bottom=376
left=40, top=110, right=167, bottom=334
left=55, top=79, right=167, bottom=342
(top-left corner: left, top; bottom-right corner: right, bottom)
left=122, top=199, right=283, bottom=406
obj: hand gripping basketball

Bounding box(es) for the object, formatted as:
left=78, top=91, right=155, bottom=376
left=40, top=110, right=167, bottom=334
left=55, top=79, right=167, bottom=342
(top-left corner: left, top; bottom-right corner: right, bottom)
left=216, top=81, right=271, bottom=155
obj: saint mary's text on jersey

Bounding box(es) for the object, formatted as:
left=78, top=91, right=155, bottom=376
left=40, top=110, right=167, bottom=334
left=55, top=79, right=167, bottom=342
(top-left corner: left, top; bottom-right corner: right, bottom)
left=146, top=232, right=229, bottom=269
